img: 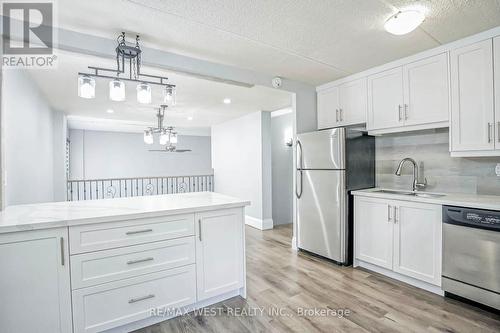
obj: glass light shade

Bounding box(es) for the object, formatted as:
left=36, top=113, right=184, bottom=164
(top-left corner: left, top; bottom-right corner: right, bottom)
left=136, top=83, right=152, bottom=104
left=163, top=86, right=176, bottom=106
left=384, top=10, right=425, bottom=35
left=109, top=79, right=125, bottom=101
left=143, top=129, right=154, bottom=144
left=78, top=75, right=95, bottom=99
left=159, top=130, right=169, bottom=145
left=170, top=132, right=178, bottom=144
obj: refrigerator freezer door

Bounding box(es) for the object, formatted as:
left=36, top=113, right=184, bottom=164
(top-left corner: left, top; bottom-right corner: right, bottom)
left=297, top=128, right=345, bottom=170
left=297, top=169, right=346, bottom=262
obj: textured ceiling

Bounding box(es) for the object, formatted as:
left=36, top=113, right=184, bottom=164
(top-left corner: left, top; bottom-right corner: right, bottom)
left=27, top=51, right=291, bottom=130
left=56, top=0, right=500, bottom=85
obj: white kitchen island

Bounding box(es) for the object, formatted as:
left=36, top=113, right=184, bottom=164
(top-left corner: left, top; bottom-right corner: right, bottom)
left=0, top=192, right=249, bottom=333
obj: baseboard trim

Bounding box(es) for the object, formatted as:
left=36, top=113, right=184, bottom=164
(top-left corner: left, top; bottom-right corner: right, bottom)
left=245, top=215, right=273, bottom=230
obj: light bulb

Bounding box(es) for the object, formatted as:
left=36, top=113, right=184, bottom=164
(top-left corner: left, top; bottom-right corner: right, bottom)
left=159, top=130, right=169, bottom=145
left=143, top=129, right=153, bottom=144
left=109, top=79, right=125, bottom=101
left=384, top=10, right=425, bottom=35
left=163, top=86, right=176, bottom=106
left=78, top=75, right=95, bottom=99
left=137, top=83, right=152, bottom=104
left=170, top=132, right=178, bottom=144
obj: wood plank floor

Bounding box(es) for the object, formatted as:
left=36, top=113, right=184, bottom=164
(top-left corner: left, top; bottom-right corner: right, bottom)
left=135, top=224, right=500, bottom=333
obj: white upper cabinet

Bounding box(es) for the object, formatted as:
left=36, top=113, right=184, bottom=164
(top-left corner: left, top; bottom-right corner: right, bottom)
left=367, top=67, right=404, bottom=131
left=450, top=39, right=496, bottom=156
left=494, top=37, right=500, bottom=151
left=403, top=53, right=449, bottom=126
left=317, top=78, right=367, bottom=129
left=317, top=86, right=339, bottom=129
left=367, top=53, right=449, bottom=133
left=338, top=78, right=367, bottom=126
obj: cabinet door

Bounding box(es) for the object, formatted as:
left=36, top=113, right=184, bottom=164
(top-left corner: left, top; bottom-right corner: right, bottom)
left=393, top=202, right=441, bottom=286
left=450, top=39, right=494, bottom=152
left=354, top=197, right=393, bottom=269
left=0, top=228, right=72, bottom=333
left=195, top=208, right=244, bottom=301
left=403, top=53, right=449, bottom=126
left=494, top=37, right=500, bottom=150
left=367, top=67, right=404, bottom=130
left=317, top=86, right=339, bottom=129
left=338, top=78, right=367, bottom=126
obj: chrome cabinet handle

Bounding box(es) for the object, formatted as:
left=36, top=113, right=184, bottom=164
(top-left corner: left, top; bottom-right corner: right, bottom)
left=198, top=219, right=202, bottom=241
left=404, top=104, right=409, bottom=120
left=387, top=205, right=391, bottom=222
left=398, top=105, right=402, bottom=121
left=60, top=237, right=65, bottom=266
left=295, top=140, right=303, bottom=199
left=394, top=206, right=398, bottom=224
left=128, top=294, right=155, bottom=304
left=127, top=257, right=154, bottom=265
left=488, top=123, right=492, bottom=143
left=339, top=108, right=343, bottom=122
left=126, top=228, right=153, bottom=235
left=335, top=109, right=339, bottom=122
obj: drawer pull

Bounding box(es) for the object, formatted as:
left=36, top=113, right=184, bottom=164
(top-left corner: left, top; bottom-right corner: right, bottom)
left=126, top=257, right=154, bottom=265
left=128, top=294, right=155, bottom=304
left=126, top=228, right=153, bottom=235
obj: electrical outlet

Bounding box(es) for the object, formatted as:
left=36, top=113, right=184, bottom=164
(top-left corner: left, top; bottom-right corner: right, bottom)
left=496, top=163, right=500, bottom=177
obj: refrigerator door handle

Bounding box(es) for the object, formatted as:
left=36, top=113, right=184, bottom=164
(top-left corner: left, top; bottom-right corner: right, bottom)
left=296, top=140, right=304, bottom=198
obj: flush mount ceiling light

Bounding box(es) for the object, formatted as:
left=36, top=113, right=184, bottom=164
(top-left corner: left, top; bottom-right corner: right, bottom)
left=106, top=109, right=114, bottom=114
left=223, top=98, right=231, bottom=104
left=77, top=32, right=176, bottom=103
left=78, top=75, right=95, bottom=99
left=384, top=10, right=425, bottom=35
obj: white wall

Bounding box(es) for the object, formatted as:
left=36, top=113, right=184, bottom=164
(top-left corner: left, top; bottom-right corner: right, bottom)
left=271, top=111, right=293, bottom=225
left=69, top=129, right=212, bottom=179
left=2, top=70, right=57, bottom=206
left=211, top=111, right=272, bottom=229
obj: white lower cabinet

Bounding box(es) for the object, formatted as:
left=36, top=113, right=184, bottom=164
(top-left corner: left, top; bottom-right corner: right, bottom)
left=195, top=208, right=245, bottom=301
left=72, top=266, right=196, bottom=333
left=355, top=196, right=442, bottom=288
left=0, top=228, right=72, bottom=333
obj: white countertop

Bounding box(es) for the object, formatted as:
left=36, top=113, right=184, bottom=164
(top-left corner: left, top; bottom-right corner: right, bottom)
left=0, top=192, right=250, bottom=234
left=352, top=188, right=500, bottom=211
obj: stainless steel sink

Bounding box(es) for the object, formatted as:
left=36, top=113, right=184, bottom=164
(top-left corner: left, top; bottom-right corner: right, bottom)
left=372, top=189, right=445, bottom=198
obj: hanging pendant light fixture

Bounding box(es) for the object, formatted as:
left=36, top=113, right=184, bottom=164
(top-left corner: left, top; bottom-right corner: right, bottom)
left=163, top=86, right=176, bottom=106
left=143, top=129, right=154, bottom=145
left=109, top=79, right=125, bottom=101
left=78, top=32, right=176, bottom=103
left=78, top=75, right=95, bottom=99
left=137, top=82, right=152, bottom=104
left=159, top=129, right=170, bottom=145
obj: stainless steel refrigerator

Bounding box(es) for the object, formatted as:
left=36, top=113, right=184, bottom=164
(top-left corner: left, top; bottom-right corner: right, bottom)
left=296, top=127, right=374, bottom=265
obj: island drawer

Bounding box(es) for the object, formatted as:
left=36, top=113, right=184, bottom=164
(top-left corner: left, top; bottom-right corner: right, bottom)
left=69, top=213, right=195, bottom=254
left=70, top=237, right=195, bottom=289
left=72, top=265, right=196, bottom=333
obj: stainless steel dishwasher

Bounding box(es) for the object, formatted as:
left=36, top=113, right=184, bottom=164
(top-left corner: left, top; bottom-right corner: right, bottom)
left=442, top=205, right=500, bottom=310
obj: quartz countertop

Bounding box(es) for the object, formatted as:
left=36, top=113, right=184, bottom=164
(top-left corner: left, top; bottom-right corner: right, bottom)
left=0, top=192, right=250, bottom=234
left=352, top=188, right=500, bottom=211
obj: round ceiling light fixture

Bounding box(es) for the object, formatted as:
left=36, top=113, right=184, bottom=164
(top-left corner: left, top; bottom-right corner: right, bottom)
left=384, top=10, right=425, bottom=35
left=223, top=98, right=231, bottom=104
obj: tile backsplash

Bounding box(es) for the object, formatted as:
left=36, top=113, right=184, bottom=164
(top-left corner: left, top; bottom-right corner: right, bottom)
left=375, top=128, right=500, bottom=195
